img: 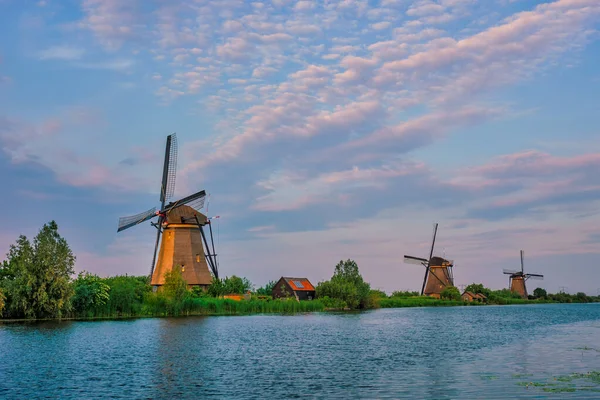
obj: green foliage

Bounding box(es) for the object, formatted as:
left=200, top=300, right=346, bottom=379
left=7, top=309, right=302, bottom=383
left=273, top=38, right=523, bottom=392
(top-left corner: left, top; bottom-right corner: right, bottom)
left=465, top=283, right=492, bottom=298
left=163, top=266, right=188, bottom=303
left=0, top=287, right=5, bottom=315
left=101, top=275, right=150, bottom=317
left=256, top=280, right=276, bottom=296
left=390, top=290, right=420, bottom=298
left=370, top=289, right=387, bottom=298
left=440, top=286, right=461, bottom=301
left=142, top=295, right=324, bottom=316
left=533, top=287, right=547, bottom=299
left=72, top=272, right=110, bottom=316
left=380, top=296, right=469, bottom=308
left=318, top=296, right=348, bottom=309
left=207, top=277, right=225, bottom=297
left=207, top=275, right=253, bottom=297
left=0, top=221, right=75, bottom=319
left=316, top=259, right=371, bottom=309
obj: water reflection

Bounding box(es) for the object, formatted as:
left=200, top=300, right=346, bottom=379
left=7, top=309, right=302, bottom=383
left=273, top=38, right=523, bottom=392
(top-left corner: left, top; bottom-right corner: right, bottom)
left=1, top=304, right=600, bottom=399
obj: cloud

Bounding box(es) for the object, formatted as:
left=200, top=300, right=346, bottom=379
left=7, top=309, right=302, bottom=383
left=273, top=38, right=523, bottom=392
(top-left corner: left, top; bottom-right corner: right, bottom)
left=78, top=0, right=141, bottom=51
left=4, top=0, right=600, bottom=293
left=73, top=59, right=134, bottom=71
left=38, top=46, right=86, bottom=61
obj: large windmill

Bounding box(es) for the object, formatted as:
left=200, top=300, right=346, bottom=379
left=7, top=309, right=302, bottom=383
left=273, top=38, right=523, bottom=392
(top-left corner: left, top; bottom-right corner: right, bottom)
left=503, top=250, right=543, bottom=299
left=116, top=133, right=219, bottom=290
left=403, top=223, right=455, bottom=297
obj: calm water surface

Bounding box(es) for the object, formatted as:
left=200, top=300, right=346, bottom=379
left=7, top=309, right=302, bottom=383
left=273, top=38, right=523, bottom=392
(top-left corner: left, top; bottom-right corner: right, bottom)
left=2, top=303, right=600, bottom=399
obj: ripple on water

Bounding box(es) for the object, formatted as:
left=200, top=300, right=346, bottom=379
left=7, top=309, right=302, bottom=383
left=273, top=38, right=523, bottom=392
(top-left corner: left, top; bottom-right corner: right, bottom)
left=1, top=303, right=600, bottom=399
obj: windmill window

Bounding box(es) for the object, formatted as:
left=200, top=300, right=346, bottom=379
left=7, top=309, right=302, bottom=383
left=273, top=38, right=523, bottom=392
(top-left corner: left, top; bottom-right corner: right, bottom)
left=181, top=265, right=185, bottom=272
left=196, top=254, right=201, bottom=263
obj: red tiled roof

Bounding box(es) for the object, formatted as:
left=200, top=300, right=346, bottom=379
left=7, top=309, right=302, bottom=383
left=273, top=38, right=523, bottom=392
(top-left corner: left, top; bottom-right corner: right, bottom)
left=284, top=277, right=315, bottom=291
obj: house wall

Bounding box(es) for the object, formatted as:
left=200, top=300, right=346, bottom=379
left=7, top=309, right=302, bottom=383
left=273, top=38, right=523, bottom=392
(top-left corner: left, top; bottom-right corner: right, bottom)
left=272, top=279, right=294, bottom=299
left=462, top=293, right=473, bottom=302
left=296, top=290, right=316, bottom=301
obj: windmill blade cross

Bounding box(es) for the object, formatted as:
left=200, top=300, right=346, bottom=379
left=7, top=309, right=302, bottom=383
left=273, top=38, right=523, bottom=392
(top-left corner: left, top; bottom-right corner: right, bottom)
left=117, top=207, right=157, bottom=232
left=503, top=269, right=519, bottom=275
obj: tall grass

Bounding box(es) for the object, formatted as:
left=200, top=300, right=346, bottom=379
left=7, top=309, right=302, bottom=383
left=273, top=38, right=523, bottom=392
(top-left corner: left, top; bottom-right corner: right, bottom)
left=101, top=296, right=326, bottom=318
left=379, top=296, right=475, bottom=308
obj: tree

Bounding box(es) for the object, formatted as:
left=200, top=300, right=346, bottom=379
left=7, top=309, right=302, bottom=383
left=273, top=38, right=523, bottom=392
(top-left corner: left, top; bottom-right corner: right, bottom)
left=316, top=259, right=371, bottom=309
left=207, top=277, right=225, bottom=297
left=465, top=283, right=491, bottom=298
left=224, top=275, right=253, bottom=294
left=533, top=287, right=547, bottom=299
left=440, top=286, right=461, bottom=301
left=72, top=272, right=110, bottom=315
left=256, top=280, right=276, bottom=296
left=576, top=292, right=589, bottom=303
left=1, top=222, right=75, bottom=319
left=163, top=266, right=188, bottom=303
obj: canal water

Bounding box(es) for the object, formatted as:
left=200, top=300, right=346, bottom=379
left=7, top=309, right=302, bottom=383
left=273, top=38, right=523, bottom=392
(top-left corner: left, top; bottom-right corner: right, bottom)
left=2, top=303, right=600, bottom=399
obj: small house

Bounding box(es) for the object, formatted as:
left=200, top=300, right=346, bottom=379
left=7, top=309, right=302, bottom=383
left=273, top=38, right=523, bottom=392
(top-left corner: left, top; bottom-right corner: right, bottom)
left=461, top=291, right=487, bottom=302
left=272, top=277, right=316, bottom=301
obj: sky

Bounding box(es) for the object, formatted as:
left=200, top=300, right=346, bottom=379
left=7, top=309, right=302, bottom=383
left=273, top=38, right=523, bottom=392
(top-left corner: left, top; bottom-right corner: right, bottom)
left=1, top=0, right=600, bottom=295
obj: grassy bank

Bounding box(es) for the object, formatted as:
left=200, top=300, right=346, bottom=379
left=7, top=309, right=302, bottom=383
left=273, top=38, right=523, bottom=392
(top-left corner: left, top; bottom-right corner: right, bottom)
left=379, top=296, right=474, bottom=308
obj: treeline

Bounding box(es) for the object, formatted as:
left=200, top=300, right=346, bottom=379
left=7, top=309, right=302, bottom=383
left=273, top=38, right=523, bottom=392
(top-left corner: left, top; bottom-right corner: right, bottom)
left=459, top=283, right=600, bottom=305
left=1, top=221, right=598, bottom=320
left=0, top=221, right=321, bottom=320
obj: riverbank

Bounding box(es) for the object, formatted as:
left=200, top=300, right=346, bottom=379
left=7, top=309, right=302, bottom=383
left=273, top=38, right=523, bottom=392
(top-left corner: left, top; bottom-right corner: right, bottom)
left=2, top=296, right=592, bottom=323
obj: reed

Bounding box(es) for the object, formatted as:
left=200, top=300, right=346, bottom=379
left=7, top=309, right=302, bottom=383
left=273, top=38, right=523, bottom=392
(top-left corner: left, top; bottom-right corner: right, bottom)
left=379, top=296, right=472, bottom=308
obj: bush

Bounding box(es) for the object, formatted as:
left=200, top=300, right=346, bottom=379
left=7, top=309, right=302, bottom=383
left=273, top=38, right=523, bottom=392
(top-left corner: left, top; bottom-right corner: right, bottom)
left=440, top=286, right=461, bottom=301
left=316, top=259, right=372, bottom=310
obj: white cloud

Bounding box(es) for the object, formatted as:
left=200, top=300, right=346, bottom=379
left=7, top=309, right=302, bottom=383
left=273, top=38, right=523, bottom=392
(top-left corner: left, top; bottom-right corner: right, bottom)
left=38, top=46, right=86, bottom=61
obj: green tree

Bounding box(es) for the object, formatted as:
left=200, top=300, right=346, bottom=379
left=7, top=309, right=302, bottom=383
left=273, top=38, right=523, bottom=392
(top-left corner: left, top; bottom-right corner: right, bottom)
left=256, top=280, right=276, bottom=296
left=163, top=266, right=188, bottom=303
left=104, top=275, right=149, bottom=316
left=1, top=222, right=75, bottom=319
left=223, top=275, right=253, bottom=294
left=207, top=277, right=226, bottom=297
left=533, top=287, right=547, bottom=299
left=464, top=283, right=491, bottom=298
left=576, top=292, right=589, bottom=303
left=440, top=286, right=461, bottom=301
left=72, top=272, right=110, bottom=315
left=316, top=259, right=371, bottom=309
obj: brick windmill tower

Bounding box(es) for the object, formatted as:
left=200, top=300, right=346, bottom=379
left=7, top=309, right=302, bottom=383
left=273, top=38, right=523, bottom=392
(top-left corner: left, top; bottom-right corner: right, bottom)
left=403, top=223, right=455, bottom=298
left=116, top=133, right=219, bottom=291
left=503, top=250, right=543, bottom=299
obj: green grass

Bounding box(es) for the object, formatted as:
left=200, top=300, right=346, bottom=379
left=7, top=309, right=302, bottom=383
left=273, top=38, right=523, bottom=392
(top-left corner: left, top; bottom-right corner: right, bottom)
left=379, top=296, right=473, bottom=308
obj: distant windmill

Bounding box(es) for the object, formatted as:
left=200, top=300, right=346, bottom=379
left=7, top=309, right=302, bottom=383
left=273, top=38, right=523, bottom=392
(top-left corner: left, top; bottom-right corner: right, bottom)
left=403, top=223, right=455, bottom=297
left=116, top=133, right=219, bottom=290
left=503, top=250, right=543, bottom=299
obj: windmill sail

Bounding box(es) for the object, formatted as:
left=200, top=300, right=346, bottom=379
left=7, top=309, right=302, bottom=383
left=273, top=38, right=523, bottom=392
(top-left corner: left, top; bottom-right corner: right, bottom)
left=160, top=133, right=178, bottom=204
left=117, top=208, right=157, bottom=232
